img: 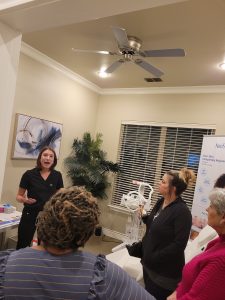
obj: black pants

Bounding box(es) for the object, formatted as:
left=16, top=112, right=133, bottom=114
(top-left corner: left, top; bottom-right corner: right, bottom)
left=143, top=269, right=173, bottom=300
left=16, top=206, right=40, bottom=250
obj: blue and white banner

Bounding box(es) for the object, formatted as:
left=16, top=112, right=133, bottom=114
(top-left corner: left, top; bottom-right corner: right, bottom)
left=191, top=135, right=225, bottom=231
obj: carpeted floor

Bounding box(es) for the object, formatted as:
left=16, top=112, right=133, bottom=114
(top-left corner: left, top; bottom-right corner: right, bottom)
left=6, top=234, right=121, bottom=255
left=83, top=234, right=121, bottom=255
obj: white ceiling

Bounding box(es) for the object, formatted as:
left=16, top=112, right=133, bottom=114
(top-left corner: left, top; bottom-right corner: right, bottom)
left=1, top=0, right=225, bottom=89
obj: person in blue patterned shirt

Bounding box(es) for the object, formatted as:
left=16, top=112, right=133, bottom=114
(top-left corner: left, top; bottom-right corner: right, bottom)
left=1, top=186, right=155, bottom=300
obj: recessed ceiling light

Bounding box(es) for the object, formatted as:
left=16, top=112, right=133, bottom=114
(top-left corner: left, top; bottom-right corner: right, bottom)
left=219, top=63, right=225, bottom=70
left=98, top=51, right=110, bottom=55
left=97, top=68, right=110, bottom=78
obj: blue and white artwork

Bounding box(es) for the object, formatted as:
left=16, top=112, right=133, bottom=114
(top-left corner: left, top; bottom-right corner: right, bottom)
left=12, top=114, right=63, bottom=159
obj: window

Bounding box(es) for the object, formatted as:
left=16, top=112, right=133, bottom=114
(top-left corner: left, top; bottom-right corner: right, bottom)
left=111, top=122, right=215, bottom=211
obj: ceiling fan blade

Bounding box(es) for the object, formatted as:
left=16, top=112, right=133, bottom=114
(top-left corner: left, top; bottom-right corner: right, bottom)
left=140, top=48, right=185, bottom=57
left=105, top=59, right=125, bottom=73
left=111, top=26, right=130, bottom=49
left=72, top=48, right=117, bottom=55
left=135, top=59, right=164, bottom=77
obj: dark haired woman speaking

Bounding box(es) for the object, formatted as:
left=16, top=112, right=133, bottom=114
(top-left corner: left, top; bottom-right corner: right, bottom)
left=16, top=146, right=63, bottom=249
left=141, top=168, right=195, bottom=300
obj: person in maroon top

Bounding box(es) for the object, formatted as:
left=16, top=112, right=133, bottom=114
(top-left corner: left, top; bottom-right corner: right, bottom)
left=167, top=187, right=225, bottom=300
left=16, top=146, right=63, bottom=249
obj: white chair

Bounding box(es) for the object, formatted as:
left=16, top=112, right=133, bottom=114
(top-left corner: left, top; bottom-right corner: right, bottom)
left=106, top=225, right=218, bottom=285
left=185, top=225, right=218, bottom=263
left=106, top=248, right=144, bottom=286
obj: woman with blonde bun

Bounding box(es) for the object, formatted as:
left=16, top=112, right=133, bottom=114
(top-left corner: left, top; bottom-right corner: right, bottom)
left=141, top=168, right=196, bottom=300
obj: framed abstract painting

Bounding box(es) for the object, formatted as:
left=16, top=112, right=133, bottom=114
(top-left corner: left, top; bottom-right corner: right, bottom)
left=12, top=113, right=63, bottom=159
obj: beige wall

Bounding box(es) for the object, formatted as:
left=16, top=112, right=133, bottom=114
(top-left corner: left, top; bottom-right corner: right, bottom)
left=96, top=93, right=225, bottom=233
left=2, top=53, right=99, bottom=210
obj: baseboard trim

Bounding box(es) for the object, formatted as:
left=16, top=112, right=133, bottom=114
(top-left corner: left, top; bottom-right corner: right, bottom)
left=102, top=227, right=126, bottom=242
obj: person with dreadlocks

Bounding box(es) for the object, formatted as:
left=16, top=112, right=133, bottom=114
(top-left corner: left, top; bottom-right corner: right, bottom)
left=0, top=186, right=156, bottom=300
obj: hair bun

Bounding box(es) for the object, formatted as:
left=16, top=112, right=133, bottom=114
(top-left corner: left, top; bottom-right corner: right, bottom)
left=179, top=168, right=196, bottom=187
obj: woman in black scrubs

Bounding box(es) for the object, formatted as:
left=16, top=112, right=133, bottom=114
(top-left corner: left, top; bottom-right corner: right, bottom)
left=16, top=146, right=63, bottom=249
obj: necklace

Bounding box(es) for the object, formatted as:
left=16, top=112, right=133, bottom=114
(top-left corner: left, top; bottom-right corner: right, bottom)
left=153, top=207, right=162, bottom=220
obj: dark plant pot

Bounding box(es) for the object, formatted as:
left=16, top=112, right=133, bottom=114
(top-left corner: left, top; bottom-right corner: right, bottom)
left=95, top=226, right=102, bottom=236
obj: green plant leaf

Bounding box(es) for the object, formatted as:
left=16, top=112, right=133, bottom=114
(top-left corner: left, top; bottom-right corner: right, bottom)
left=64, top=132, right=120, bottom=198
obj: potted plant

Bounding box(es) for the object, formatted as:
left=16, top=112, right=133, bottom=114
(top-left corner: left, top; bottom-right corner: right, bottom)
left=64, top=132, right=120, bottom=199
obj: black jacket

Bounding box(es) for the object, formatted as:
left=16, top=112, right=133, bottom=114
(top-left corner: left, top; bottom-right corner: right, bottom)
left=141, top=196, right=192, bottom=280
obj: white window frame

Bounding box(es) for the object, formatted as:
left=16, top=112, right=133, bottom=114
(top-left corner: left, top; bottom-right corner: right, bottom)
left=109, top=121, right=216, bottom=214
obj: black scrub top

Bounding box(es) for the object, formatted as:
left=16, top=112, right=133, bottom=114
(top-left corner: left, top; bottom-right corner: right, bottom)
left=19, top=167, right=64, bottom=210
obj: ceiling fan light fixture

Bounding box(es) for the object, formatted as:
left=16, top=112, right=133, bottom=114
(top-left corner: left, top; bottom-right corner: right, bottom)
left=127, top=36, right=142, bottom=52
left=219, top=63, right=225, bottom=70
left=73, top=27, right=185, bottom=77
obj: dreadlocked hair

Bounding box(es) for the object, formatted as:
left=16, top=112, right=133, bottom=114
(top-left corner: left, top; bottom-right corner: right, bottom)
left=36, top=186, right=100, bottom=250
left=166, top=168, right=196, bottom=196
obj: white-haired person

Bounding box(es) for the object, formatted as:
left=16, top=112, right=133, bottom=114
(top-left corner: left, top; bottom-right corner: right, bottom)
left=0, top=186, right=156, bottom=300
left=167, top=188, right=225, bottom=300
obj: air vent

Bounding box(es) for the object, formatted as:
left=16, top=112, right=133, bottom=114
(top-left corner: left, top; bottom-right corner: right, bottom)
left=144, top=77, right=162, bottom=82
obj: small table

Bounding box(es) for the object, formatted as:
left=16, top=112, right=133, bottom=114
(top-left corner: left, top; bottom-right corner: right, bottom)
left=0, top=211, right=21, bottom=249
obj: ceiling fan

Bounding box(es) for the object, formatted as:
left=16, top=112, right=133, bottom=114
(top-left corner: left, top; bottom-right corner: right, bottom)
left=72, top=27, right=185, bottom=77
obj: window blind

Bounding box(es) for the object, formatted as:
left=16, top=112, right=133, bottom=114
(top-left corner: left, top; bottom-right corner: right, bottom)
left=111, top=123, right=215, bottom=210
